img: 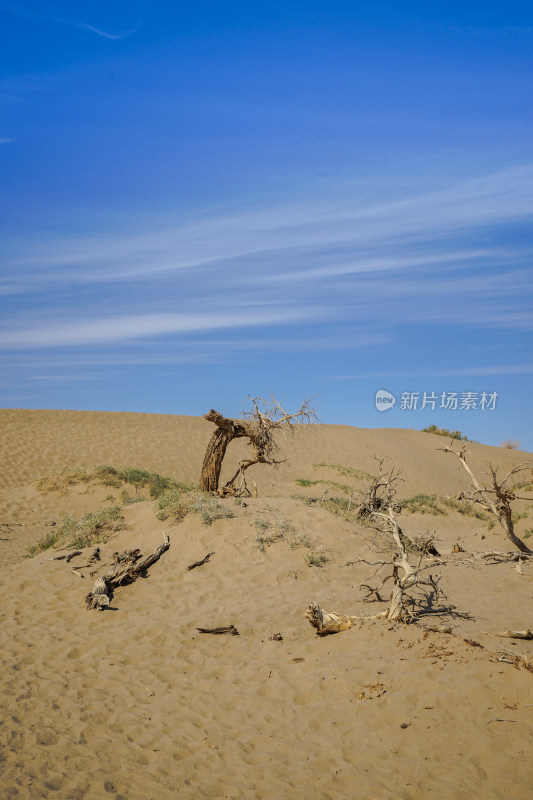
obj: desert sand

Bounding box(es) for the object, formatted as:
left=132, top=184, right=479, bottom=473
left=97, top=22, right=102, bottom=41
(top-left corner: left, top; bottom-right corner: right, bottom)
left=1, top=408, right=532, bottom=800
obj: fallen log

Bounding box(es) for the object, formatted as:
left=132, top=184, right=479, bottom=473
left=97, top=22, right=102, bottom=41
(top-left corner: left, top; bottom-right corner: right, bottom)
left=196, top=625, right=239, bottom=635
left=85, top=534, right=170, bottom=610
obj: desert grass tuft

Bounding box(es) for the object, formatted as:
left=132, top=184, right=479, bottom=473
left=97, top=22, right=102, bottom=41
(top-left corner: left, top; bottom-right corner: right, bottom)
left=254, top=513, right=295, bottom=551
left=295, top=477, right=356, bottom=494
left=156, top=486, right=234, bottom=526
left=401, top=494, right=446, bottom=515
left=306, top=553, right=328, bottom=567
left=313, top=463, right=374, bottom=481
left=421, top=424, right=469, bottom=441
left=253, top=511, right=327, bottom=565
left=28, top=506, right=125, bottom=556
left=36, top=465, right=178, bottom=499
left=401, top=494, right=488, bottom=520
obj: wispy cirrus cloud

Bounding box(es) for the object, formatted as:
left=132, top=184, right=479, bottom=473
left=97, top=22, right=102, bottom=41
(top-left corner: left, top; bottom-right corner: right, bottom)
left=0, top=309, right=318, bottom=349
left=7, top=5, right=140, bottom=40
left=1, top=163, right=532, bottom=355
left=5, top=162, right=533, bottom=291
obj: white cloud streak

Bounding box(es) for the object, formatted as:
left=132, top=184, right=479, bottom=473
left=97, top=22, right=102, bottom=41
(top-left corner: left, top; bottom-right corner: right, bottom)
left=5, top=163, right=533, bottom=288
left=8, top=6, right=139, bottom=40
left=0, top=309, right=317, bottom=349
left=2, top=163, right=532, bottom=350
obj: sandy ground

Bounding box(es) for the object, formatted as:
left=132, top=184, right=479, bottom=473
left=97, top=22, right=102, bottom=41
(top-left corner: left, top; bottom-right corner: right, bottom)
left=1, top=409, right=532, bottom=799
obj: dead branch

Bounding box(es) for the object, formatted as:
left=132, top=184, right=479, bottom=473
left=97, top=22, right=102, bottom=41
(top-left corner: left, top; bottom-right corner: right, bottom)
left=187, top=552, right=214, bottom=571
left=439, top=444, right=532, bottom=555
left=319, top=485, right=332, bottom=503
left=488, top=629, right=533, bottom=640
left=473, top=550, right=532, bottom=564
left=51, top=550, right=82, bottom=562
left=196, top=625, right=239, bottom=635
left=359, top=583, right=387, bottom=602
left=496, top=650, right=533, bottom=673
left=85, top=534, right=170, bottom=610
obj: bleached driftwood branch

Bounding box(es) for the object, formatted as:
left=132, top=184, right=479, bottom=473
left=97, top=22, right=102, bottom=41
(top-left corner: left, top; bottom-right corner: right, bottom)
left=305, top=601, right=387, bottom=635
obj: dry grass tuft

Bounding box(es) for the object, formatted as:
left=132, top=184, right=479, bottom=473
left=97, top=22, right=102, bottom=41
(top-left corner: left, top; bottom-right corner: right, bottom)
left=156, top=487, right=234, bottom=526
left=36, top=465, right=178, bottom=499
left=28, top=507, right=125, bottom=556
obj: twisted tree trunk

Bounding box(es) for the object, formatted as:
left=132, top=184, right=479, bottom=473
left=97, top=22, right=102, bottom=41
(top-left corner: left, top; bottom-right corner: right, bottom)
left=199, top=398, right=316, bottom=494
left=199, top=410, right=250, bottom=492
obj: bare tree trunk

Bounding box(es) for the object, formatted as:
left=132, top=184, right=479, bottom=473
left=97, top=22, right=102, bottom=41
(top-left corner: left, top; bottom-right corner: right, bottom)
left=200, top=427, right=236, bottom=492
left=387, top=583, right=404, bottom=621
left=199, top=410, right=250, bottom=492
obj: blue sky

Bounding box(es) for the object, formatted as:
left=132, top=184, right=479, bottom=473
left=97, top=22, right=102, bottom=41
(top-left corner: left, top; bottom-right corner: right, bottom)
left=1, top=1, right=532, bottom=448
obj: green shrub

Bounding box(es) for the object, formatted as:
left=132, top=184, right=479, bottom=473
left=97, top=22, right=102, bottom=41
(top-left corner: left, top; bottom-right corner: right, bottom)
left=421, top=425, right=469, bottom=441
left=306, top=553, right=328, bottom=567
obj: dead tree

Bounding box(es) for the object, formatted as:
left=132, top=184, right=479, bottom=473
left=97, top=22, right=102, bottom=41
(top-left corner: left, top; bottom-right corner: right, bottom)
left=440, top=443, right=533, bottom=555
left=356, top=458, right=402, bottom=519
left=199, top=395, right=317, bottom=495
left=364, top=507, right=443, bottom=620
left=307, top=476, right=444, bottom=633
left=306, top=508, right=443, bottom=632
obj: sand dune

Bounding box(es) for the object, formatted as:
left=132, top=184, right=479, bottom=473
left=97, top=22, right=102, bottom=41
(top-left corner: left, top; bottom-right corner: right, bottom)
left=1, top=409, right=532, bottom=799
